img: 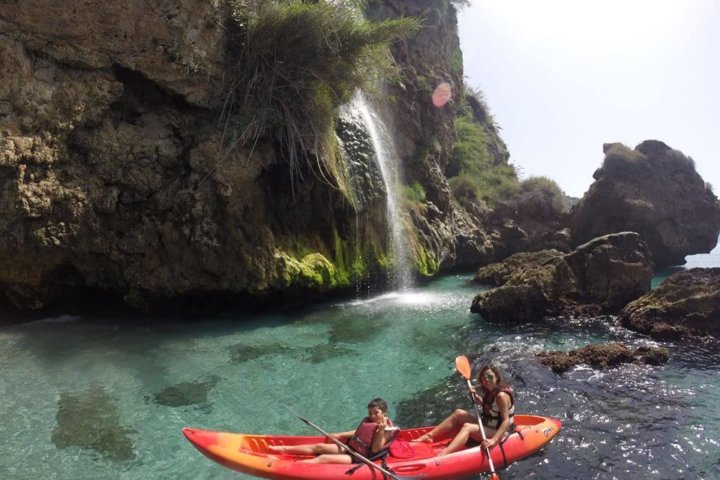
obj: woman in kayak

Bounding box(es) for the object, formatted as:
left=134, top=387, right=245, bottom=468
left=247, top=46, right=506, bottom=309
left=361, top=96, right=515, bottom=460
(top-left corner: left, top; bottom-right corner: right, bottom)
left=412, top=366, right=515, bottom=455
left=268, top=397, right=397, bottom=464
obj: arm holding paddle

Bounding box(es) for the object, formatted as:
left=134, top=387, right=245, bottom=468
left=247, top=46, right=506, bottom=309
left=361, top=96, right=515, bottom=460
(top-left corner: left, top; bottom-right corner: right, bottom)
left=274, top=398, right=394, bottom=465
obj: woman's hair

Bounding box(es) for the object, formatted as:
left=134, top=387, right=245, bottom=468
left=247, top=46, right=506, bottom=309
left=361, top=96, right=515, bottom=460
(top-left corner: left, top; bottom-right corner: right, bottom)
left=367, top=397, right=388, bottom=413
left=477, top=366, right=508, bottom=394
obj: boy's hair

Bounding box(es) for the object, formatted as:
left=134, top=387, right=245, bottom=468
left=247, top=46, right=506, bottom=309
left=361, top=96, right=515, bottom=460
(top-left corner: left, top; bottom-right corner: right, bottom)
left=367, top=397, right=388, bottom=413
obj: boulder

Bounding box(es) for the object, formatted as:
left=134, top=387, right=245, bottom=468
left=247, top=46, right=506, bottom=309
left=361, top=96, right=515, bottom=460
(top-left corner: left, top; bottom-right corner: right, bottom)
left=489, top=190, right=573, bottom=258
left=538, top=342, right=669, bottom=374
left=564, top=232, right=654, bottom=309
left=619, top=268, right=720, bottom=340
left=470, top=232, right=653, bottom=322
left=570, top=141, right=720, bottom=267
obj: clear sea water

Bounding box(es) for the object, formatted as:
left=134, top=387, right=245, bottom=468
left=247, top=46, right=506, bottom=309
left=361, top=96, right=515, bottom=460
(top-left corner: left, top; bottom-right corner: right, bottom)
left=1, top=251, right=719, bottom=480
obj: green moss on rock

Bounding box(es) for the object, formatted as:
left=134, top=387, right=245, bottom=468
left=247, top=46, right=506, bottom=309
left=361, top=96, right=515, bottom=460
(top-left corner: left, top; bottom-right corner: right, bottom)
left=275, top=251, right=339, bottom=289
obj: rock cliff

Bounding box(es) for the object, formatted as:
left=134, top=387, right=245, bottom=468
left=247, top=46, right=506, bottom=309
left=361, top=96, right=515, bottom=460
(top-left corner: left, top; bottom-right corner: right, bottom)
left=0, top=1, right=507, bottom=313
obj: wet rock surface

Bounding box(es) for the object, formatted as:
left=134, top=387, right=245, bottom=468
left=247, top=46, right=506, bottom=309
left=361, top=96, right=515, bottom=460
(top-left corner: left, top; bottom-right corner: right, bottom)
left=619, top=268, right=720, bottom=340
left=538, top=342, right=669, bottom=374
left=471, top=232, right=653, bottom=322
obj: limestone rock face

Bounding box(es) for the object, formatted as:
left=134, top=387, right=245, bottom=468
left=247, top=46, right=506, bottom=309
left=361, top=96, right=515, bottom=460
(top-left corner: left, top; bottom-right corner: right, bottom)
left=0, top=0, right=226, bottom=107
left=619, top=268, right=720, bottom=340
left=570, top=141, right=720, bottom=267
left=1, top=0, right=504, bottom=313
left=471, top=232, right=653, bottom=322
left=367, top=0, right=509, bottom=272
left=0, top=22, right=389, bottom=312
left=538, top=343, right=669, bottom=374
left=489, top=190, right=572, bottom=258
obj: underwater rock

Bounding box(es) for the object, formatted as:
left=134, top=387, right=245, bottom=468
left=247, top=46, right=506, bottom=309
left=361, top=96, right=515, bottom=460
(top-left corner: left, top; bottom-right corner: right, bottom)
left=619, top=268, right=720, bottom=340
left=52, top=385, right=136, bottom=461
left=538, top=342, right=669, bottom=374
left=152, top=375, right=219, bottom=407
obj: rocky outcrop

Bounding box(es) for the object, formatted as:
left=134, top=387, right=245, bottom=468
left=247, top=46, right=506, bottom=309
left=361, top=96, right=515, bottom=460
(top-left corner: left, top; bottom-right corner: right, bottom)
left=471, top=232, right=653, bottom=322
left=0, top=1, right=508, bottom=313
left=0, top=0, right=226, bottom=108
left=571, top=141, right=720, bottom=267
left=538, top=343, right=669, bottom=374
left=489, top=186, right=572, bottom=258
left=619, top=268, right=720, bottom=340
left=368, top=0, right=508, bottom=272
left=0, top=3, right=395, bottom=312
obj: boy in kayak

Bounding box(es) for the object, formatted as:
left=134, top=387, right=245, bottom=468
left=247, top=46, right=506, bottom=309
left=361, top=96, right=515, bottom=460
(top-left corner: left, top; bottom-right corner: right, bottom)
left=269, top=397, right=397, bottom=464
left=412, top=366, right=516, bottom=455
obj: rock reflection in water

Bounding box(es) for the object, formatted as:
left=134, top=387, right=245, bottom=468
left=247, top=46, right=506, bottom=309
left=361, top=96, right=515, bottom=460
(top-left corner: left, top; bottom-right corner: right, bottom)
left=51, top=385, right=135, bottom=461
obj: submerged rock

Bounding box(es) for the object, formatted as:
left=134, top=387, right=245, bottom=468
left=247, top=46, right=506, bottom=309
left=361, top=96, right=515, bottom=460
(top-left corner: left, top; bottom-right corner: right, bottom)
left=619, top=268, right=720, bottom=340
left=538, top=343, right=669, bottom=374
left=152, top=375, right=219, bottom=407
left=52, top=385, right=136, bottom=461
left=571, top=140, right=720, bottom=267
left=471, top=232, right=653, bottom=322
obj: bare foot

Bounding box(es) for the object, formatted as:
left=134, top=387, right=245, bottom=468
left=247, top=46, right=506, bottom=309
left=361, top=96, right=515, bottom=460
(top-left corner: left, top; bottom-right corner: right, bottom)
left=411, top=433, right=433, bottom=443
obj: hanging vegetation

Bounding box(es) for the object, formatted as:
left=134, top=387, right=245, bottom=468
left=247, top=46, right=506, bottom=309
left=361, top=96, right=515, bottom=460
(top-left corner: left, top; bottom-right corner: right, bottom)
left=222, top=0, right=419, bottom=187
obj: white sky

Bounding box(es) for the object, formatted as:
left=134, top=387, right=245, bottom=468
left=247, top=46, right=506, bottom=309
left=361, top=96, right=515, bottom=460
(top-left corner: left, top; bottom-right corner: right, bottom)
left=457, top=0, right=720, bottom=197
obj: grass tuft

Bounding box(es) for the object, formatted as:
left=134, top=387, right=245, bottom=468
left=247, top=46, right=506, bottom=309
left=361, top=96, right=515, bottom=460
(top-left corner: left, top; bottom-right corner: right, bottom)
left=222, top=0, right=419, bottom=190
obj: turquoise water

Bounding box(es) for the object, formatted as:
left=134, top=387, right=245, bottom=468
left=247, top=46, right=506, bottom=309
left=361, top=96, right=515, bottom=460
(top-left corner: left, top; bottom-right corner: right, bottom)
left=1, top=255, right=720, bottom=479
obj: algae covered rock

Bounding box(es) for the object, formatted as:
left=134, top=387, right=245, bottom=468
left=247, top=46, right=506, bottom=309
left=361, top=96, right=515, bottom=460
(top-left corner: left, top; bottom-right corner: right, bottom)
left=538, top=342, right=669, bottom=374
left=619, top=268, right=720, bottom=340
left=471, top=232, right=653, bottom=322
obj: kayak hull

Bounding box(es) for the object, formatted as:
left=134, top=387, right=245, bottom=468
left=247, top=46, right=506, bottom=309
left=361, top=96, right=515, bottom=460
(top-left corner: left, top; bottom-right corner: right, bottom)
left=183, top=414, right=561, bottom=480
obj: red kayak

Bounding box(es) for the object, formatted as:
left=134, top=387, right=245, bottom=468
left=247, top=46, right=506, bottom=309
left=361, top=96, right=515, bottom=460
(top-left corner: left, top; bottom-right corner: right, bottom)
left=183, top=414, right=561, bottom=480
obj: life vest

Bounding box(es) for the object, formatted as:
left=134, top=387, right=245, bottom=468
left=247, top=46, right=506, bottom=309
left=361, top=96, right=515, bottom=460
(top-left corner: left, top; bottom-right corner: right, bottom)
left=481, top=386, right=515, bottom=429
left=346, top=417, right=394, bottom=457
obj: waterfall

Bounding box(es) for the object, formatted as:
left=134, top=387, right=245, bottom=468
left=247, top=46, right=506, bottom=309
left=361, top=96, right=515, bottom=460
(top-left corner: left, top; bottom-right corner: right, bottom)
left=348, top=92, right=413, bottom=290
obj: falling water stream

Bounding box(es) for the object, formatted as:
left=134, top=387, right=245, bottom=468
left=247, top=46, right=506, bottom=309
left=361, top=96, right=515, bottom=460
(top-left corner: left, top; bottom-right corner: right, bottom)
left=350, top=92, right=413, bottom=290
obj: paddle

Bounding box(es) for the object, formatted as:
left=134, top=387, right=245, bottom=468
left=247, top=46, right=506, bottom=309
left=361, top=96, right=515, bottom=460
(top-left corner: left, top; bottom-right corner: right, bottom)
left=285, top=406, right=421, bottom=480
left=455, top=356, right=501, bottom=480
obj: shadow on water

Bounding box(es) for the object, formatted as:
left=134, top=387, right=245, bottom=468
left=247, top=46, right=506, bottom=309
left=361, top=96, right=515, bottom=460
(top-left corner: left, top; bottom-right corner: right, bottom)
left=52, top=385, right=136, bottom=461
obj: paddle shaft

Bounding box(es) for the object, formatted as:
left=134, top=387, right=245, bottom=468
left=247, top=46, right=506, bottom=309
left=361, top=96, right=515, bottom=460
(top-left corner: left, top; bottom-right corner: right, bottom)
left=290, top=411, right=410, bottom=480
left=465, top=378, right=499, bottom=477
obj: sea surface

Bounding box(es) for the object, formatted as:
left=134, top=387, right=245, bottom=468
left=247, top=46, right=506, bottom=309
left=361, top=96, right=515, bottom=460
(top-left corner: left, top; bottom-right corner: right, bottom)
left=1, top=252, right=719, bottom=479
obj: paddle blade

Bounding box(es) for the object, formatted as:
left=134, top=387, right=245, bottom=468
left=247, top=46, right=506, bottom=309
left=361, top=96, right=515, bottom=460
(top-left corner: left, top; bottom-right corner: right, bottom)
left=489, top=473, right=501, bottom=480
left=455, top=355, right=472, bottom=380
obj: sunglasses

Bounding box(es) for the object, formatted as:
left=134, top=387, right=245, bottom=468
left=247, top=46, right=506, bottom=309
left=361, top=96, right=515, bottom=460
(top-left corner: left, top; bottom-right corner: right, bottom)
left=482, top=372, right=496, bottom=381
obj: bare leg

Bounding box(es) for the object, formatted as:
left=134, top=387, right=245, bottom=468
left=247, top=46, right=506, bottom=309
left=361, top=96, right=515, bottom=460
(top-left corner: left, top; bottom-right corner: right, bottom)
left=268, top=443, right=342, bottom=456
left=300, top=453, right=353, bottom=464
left=439, top=422, right=481, bottom=455
left=412, top=409, right=476, bottom=443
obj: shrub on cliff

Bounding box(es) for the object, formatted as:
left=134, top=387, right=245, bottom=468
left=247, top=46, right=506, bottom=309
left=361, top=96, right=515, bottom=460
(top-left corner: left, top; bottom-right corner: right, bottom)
left=224, top=0, right=418, bottom=186
left=518, top=176, right=569, bottom=215
left=447, top=109, right=518, bottom=205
